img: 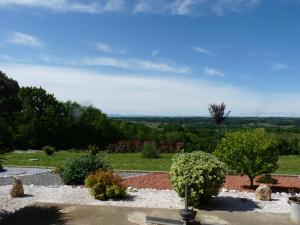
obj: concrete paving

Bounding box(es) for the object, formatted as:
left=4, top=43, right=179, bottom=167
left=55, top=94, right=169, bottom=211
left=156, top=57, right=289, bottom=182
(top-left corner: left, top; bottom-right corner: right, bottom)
left=0, top=203, right=296, bottom=225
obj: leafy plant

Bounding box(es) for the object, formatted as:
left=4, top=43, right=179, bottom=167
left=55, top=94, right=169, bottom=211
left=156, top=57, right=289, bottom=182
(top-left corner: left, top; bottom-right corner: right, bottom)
left=141, top=142, right=160, bottom=158
left=42, top=146, right=56, bottom=156
left=87, top=144, right=99, bottom=156
left=170, top=151, right=227, bottom=206
left=60, top=154, right=111, bottom=185
left=256, top=174, right=278, bottom=184
left=215, top=129, right=279, bottom=188
left=208, top=102, right=230, bottom=140
left=85, top=171, right=126, bottom=200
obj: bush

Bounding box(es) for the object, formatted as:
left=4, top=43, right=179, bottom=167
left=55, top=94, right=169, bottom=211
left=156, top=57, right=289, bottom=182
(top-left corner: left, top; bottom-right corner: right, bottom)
left=85, top=171, right=126, bottom=200
left=87, top=144, right=99, bottom=156
left=60, top=154, right=111, bottom=185
left=215, top=129, right=278, bottom=187
left=256, top=175, right=278, bottom=184
left=141, top=142, right=160, bottom=158
left=42, top=146, right=55, bottom=156
left=170, top=151, right=227, bottom=206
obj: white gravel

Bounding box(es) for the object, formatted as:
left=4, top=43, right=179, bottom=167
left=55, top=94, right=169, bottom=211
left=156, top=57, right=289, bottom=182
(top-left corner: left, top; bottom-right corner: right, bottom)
left=0, top=185, right=296, bottom=219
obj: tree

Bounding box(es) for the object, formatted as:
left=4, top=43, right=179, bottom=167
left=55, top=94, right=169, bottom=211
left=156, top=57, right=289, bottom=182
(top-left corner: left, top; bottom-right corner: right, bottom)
left=215, top=129, right=279, bottom=188
left=208, top=102, right=230, bottom=140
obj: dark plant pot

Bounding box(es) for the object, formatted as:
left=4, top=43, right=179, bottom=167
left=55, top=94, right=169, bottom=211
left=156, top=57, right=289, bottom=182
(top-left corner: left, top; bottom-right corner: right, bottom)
left=179, top=209, right=197, bottom=223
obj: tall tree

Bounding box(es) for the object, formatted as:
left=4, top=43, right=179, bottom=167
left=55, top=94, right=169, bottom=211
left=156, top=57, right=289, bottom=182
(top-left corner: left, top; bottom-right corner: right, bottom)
left=215, top=129, right=278, bottom=188
left=208, top=102, right=230, bottom=140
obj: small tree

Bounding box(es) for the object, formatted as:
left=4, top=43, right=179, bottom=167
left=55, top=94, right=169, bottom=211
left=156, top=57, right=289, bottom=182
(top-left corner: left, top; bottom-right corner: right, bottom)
left=208, top=102, right=230, bottom=140
left=215, top=129, right=279, bottom=188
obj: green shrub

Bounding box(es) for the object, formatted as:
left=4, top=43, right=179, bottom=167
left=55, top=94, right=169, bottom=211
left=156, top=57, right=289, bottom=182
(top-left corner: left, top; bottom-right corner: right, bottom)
left=60, top=154, right=111, bottom=185
left=42, top=146, right=55, bottom=156
left=141, top=142, right=160, bottom=158
left=215, top=129, right=278, bottom=187
left=170, top=151, right=226, bottom=206
left=256, top=174, right=278, bottom=184
left=87, top=144, right=99, bottom=156
left=85, top=171, right=126, bottom=200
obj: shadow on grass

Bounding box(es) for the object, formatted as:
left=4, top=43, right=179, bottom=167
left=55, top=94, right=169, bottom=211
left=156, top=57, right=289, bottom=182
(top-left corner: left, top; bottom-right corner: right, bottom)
left=199, top=196, right=259, bottom=212
left=0, top=205, right=68, bottom=225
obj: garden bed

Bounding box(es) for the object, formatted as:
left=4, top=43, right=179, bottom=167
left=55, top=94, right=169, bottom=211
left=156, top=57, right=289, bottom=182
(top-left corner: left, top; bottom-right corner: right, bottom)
left=122, top=173, right=300, bottom=193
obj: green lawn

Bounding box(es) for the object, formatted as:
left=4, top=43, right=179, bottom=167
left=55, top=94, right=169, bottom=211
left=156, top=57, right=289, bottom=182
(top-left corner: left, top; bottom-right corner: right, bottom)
left=2, top=151, right=300, bottom=175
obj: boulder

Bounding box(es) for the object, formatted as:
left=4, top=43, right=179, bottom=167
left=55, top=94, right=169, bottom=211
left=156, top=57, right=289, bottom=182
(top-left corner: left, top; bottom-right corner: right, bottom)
left=255, top=184, right=271, bottom=201
left=10, top=177, right=24, bottom=198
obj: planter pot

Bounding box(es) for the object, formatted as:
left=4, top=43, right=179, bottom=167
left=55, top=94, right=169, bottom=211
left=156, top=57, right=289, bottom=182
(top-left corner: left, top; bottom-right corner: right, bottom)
left=288, top=196, right=300, bottom=223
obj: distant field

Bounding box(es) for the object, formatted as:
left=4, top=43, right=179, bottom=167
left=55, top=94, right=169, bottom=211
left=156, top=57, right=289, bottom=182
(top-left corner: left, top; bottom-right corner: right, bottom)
left=3, top=151, right=300, bottom=175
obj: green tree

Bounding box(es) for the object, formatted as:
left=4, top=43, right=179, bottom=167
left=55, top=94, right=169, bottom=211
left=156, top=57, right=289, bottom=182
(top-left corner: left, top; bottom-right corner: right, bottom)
left=208, top=102, right=230, bottom=140
left=16, top=87, right=68, bottom=149
left=215, top=129, right=279, bottom=187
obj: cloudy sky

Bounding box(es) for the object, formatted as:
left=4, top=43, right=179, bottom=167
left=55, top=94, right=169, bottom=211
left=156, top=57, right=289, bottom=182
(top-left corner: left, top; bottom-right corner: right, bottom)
left=0, top=0, right=300, bottom=116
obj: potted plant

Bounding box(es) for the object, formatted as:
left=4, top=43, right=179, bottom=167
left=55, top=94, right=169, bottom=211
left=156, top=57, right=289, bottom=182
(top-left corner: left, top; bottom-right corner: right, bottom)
left=288, top=196, right=300, bottom=223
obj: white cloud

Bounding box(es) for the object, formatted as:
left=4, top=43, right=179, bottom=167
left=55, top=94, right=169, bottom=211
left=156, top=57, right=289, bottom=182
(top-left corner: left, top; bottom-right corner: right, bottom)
left=82, top=57, right=190, bottom=74
left=0, top=54, right=12, bottom=60
left=133, top=0, right=263, bottom=16
left=272, top=63, right=290, bottom=70
left=96, top=42, right=126, bottom=54
left=0, top=0, right=263, bottom=16
left=0, top=0, right=125, bottom=13
left=151, top=50, right=160, bottom=56
left=204, top=68, right=226, bottom=77
left=193, top=46, right=214, bottom=56
left=7, top=32, right=42, bottom=47
left=2, top=63, right=300, bottom=116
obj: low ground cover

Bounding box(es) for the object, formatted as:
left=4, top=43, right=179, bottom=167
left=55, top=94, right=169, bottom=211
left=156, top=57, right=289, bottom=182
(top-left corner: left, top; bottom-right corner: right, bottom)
left=3, top=151, right=300, bottom=175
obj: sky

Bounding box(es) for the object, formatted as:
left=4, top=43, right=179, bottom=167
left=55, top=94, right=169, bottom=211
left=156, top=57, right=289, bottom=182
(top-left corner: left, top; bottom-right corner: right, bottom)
left=0, top=0, right=300, bottom=116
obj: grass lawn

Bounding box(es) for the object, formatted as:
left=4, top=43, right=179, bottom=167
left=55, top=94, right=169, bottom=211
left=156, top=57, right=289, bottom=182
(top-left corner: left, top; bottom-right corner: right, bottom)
left=2, top=151, right=300, bottom=175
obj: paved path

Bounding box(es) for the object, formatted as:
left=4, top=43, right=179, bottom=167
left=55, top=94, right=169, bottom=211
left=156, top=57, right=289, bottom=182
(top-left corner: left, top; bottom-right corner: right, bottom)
left=0, top=203, right=296, bottom=225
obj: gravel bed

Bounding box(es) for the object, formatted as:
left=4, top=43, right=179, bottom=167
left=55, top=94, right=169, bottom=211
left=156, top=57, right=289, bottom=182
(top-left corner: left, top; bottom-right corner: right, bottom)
left=0, top=167, right=147, bottom=186
left=0, top=185, right=296, bottom=220
left=0, top=167, right=51, bottom=177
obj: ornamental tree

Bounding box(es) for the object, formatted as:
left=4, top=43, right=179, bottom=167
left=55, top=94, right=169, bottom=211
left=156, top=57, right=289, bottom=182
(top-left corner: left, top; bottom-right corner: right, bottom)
left=214, top=129, right=279, bottom=188
left=208, top=102, right=230, bottom=140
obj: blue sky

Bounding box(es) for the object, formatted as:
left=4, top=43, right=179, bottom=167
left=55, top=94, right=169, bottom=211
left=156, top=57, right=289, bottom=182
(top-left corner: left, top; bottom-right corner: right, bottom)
left=0, top=0, right=300, bottom=116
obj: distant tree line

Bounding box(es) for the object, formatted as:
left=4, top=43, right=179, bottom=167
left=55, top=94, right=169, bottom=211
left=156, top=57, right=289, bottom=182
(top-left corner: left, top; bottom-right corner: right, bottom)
left=1, top=70, right=299, bottom=155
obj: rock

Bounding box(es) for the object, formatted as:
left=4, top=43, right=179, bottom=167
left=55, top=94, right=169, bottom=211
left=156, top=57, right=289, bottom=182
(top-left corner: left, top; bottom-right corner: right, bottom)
left=221, top=188, right=228, bottom=192
left=10, top=178, right=24, bottom=198
left=255, top=184, right=272, bottom=201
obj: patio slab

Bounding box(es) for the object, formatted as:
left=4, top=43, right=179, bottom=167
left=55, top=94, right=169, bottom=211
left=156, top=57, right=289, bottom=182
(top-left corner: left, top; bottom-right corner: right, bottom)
left=0, top=203, right=296, bottom=225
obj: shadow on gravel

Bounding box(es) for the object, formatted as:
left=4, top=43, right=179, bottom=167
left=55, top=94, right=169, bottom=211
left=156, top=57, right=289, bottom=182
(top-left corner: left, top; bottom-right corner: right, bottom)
left=200, top=196, right=259, bottom=212
left=0, top=205, right=69, bottom=225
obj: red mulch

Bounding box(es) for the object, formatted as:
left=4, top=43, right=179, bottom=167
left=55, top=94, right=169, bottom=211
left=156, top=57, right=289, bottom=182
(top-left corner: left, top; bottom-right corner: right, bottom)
left=122, top=172, right=300, bottom=193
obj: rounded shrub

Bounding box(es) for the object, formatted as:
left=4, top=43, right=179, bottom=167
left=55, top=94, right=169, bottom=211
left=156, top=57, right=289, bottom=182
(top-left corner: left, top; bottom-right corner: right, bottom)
left=141, top=142, right=160, bottom=158
left=42, top=146, right=55, bottom=156
left=170, top=151, right=227, bottom=206
left=60, top=154, right=111, bottom=185
left=85, top=171, right=126, bottom=200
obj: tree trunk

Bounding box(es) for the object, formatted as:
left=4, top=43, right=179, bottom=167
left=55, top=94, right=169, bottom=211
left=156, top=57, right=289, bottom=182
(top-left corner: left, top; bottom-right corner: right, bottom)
left=249, top=177, right=254, bottom=188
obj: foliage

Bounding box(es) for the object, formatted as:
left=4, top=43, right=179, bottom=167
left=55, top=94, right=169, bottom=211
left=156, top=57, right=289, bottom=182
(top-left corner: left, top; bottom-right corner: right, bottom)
left=107, top=140, right=143, bottom=153
left=42, top=146, right=56, bottom=156
left=208, top=102, right=230, bottom=140
left=274, top=138, right=300, bottom=155
left=60, top=154, right=111, bottom=185
left=215, top=129, right=279, bottom=187
left=85, top=171, right=126, bottom=200
left=256, top=174, right=278, bottom=184
left=87, top=145, right=99, bottom=156
left=141, top=142, right=160, bottom=158
left=170, top=152, right=227, bottom=206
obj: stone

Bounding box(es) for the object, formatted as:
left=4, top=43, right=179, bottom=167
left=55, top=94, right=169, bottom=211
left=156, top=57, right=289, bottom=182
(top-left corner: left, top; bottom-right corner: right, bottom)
left=10, top=178, right=24, bottom=198
left=255, top=184, right=272, bottom=201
